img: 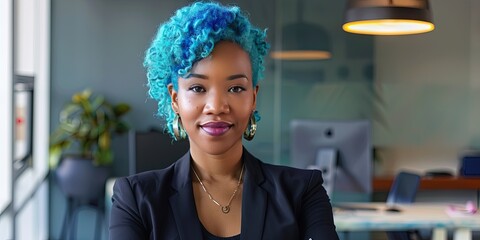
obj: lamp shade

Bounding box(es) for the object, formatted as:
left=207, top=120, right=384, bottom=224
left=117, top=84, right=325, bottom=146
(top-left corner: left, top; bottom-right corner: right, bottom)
left=343, top=0, right=435, bottom=35
left=271, top=22, right=332, bottom=60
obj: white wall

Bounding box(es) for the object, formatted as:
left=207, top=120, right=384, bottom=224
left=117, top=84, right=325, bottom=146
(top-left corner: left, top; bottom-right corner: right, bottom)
left=0, top=0, right=13, bottom=216
left=15, top=181, right=49, bottom=240
left=14, top=0, right=51, bottom=238
left=13, top=0, right=50, bottom=199
left=15, top=0, right=36, bottom=76
left=0, top=0, right=50, bottom=238
left=374, top=0, right=480, bottom=175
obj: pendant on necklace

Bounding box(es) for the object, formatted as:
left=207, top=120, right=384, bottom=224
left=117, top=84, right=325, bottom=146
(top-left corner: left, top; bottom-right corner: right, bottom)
left=222, top=206, right=230, bottom=214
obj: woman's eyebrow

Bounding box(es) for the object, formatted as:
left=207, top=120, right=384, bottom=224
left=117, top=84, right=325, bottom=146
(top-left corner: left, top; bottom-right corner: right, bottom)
left=186, top=73, right=248, bottom=81
left=186, top=73, right=208, bottom=79
left=227, top=74, right=248, bottom=80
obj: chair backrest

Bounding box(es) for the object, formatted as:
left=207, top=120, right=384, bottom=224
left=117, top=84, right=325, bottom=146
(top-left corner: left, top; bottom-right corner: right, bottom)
left=386, top=171, right=421, bottom=205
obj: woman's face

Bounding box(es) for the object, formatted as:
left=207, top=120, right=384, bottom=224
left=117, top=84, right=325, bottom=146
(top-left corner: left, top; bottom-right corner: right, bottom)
left=169, top=41, right=258, bottom=155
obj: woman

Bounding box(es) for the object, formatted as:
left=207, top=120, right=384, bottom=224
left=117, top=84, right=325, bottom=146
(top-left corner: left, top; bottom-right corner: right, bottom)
left=109, top=2, right=339, bottom=240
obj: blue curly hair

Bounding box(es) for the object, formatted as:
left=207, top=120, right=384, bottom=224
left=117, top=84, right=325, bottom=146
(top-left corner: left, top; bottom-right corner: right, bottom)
left=144, top=1, right=270, bottom=140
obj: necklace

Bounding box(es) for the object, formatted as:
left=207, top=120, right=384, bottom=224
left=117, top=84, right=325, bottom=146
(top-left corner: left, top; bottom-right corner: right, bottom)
left=191, top=164, right=244, bottom=214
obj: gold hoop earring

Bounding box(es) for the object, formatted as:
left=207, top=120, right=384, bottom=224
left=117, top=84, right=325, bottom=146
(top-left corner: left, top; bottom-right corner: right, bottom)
left=173, top=113, right=187, bottom=140
left=243, top=113, right=257, bottom=141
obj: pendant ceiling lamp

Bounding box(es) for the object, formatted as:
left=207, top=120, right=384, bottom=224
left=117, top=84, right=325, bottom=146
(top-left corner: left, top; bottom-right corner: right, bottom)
left=271, top=0, right=331, bottom=60
left=343, top=0, right=435, bottom=35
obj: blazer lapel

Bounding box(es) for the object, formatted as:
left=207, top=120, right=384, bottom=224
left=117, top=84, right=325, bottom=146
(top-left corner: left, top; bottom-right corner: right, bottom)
left=169, top=152, right=203, bottom=239
left=240, top=150, right=267, bottom=240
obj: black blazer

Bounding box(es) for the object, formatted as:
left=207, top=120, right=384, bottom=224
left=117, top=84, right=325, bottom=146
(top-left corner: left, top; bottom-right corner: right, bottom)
left=109, top=149, right=339, bottom=240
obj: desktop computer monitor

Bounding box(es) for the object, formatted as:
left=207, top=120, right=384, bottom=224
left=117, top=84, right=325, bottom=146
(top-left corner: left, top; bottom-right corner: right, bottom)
left=290, top=119, right=372, bottom=200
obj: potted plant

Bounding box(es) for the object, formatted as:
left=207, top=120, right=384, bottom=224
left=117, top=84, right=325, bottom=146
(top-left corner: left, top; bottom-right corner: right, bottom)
left=49, top=89, right=130, bottom=203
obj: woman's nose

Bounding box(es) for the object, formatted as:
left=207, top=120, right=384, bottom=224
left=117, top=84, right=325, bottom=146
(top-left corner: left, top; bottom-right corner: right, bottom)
left=203, top=90, right=230, bottom=115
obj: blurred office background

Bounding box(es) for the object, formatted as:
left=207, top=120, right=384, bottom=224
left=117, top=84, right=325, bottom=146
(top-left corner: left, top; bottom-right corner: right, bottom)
left=1, top=0, right=480, bottom=239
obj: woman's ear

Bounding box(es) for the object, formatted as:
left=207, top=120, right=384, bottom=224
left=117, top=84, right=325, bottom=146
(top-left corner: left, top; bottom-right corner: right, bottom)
left=168, top=84, right=179, bottom=113
left=252, top=85, right=259, bottom=110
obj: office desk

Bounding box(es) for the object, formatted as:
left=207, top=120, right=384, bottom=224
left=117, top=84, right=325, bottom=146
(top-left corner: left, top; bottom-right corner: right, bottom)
left=373, top=176, right=480, bottom=191
left=334, top=203, right=480, bottom=240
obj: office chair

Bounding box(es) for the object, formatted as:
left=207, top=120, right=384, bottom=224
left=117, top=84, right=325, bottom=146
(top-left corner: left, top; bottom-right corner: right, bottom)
left=386, top=171, right=422, bottom=240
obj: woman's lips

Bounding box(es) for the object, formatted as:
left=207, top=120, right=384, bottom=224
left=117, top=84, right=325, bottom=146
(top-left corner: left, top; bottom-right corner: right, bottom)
left=200, top=122, right=232, bottom=136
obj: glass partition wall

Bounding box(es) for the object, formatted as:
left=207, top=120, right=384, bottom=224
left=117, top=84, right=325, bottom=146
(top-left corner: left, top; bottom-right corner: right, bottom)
left=245, top=0, right=480, bottom=176
left=241, top=0, right=375, bottom=167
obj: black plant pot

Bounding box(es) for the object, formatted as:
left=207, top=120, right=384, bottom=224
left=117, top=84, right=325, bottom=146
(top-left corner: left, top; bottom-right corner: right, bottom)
left=55, top=156, right=110, bottom=203
left=55, top=156, right=110, bottom=240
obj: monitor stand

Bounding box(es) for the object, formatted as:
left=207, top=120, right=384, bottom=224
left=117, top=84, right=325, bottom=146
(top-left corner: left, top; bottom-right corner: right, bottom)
left=308, top=148, right=337, bottom=197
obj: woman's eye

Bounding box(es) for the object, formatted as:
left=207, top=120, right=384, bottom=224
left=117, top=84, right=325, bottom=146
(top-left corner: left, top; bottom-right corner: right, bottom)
left=189, top=86, right=205, bottom=93
left=229, top=86, right=245, bottom=93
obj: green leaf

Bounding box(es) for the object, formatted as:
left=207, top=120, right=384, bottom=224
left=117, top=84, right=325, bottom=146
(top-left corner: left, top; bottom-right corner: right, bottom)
left=49, top=145, right=63, bottom=169
left=60, top=121, right=80, bottom=133
left=80, top=97, right=93, bottom=115
left=115, top=121, right=130, bottom=134
left=50, top=128, right=69, bottom=144
left=91, top=95, right=105, bottom=111
left=94, top=149, right=113, bottom=166
left=98, top=132, right=110, bottom=150
left=96, top=108, right=106, bottom=126
left=72, top=89, right=92, bottom=103
left=78, top=123, right=91, bottom=138
left=96, top=123, right=107, bottom=136
left=60, top=103, right=82, bottom=120
left=113, top=103, right=131, bottom=117
left=89, top=127, right=99, bottom=139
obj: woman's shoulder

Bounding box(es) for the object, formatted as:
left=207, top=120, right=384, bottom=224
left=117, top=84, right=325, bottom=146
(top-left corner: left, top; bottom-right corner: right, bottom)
left=115, top=165, right=176, bottom=191
left=244, top=149, right=319, bottom=179
left=259, top=160, right=320, bottom=175
left=251, top=159, right=325, bottom=201
left=243, top=149, right=321, bottom=183
left=255, top=159, right=323, bottom=185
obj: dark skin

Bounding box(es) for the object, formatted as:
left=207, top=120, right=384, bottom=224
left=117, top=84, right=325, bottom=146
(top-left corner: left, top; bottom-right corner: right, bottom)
left=168, top=41, right=258, bottom=237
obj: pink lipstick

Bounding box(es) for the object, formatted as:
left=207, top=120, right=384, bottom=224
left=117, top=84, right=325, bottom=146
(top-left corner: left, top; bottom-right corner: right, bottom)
left=201, top=122, right=232, bottom=136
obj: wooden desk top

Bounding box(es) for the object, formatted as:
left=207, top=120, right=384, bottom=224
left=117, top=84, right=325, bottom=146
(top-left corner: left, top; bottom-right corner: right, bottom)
left=373, top=176, right=480, bottom=191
